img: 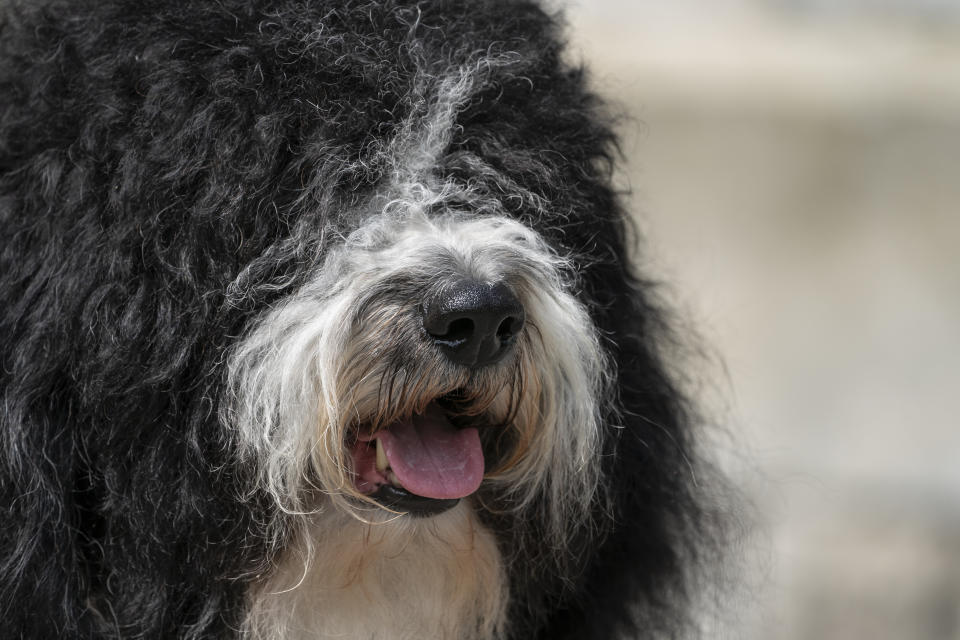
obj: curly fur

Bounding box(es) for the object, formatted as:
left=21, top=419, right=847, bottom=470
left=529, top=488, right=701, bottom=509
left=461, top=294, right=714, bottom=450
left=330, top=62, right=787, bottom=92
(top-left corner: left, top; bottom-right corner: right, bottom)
left=0, top=0, right=719, bottom=638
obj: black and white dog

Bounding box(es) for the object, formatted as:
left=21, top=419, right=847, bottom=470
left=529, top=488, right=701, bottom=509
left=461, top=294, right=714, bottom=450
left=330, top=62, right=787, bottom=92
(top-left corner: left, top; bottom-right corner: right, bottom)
left=0, top=1, right=716, bottom=638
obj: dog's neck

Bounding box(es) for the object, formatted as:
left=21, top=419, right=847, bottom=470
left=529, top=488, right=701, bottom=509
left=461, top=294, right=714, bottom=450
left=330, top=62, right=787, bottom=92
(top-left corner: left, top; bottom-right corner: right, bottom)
left=244, top=503, right=507, bottom=640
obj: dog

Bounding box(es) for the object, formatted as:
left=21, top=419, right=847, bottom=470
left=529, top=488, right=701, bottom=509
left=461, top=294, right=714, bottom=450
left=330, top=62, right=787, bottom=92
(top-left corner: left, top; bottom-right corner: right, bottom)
left=0, top=1, right=716, bottom=638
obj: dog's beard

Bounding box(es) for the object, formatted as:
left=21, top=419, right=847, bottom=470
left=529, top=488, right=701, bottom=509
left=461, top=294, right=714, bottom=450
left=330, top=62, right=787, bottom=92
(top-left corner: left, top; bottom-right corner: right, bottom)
left=224, top=209, right=609, bottom=638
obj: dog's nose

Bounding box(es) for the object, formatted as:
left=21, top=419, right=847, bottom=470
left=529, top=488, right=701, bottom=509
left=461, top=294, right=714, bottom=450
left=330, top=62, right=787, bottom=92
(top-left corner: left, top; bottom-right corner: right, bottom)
left=423, top=280, right=525, bottom=368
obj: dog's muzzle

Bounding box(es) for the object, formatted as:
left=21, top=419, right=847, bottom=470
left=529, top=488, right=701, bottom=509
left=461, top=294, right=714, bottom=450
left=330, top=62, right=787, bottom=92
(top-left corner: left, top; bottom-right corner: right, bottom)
left=351, top=280, right=524, bottom=516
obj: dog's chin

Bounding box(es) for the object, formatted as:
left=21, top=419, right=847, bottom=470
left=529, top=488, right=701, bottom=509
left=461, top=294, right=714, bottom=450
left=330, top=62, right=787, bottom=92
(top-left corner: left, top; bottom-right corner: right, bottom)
left=350, top=398, right=495, bottom=517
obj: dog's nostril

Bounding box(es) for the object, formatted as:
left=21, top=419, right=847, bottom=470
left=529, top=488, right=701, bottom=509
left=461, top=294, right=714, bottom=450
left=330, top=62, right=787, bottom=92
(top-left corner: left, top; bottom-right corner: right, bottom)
left=496, top=316, right=522, bottom=340
left=423, top=280, right=524, bottom=368
left=430, top=317, right=475, bottom=344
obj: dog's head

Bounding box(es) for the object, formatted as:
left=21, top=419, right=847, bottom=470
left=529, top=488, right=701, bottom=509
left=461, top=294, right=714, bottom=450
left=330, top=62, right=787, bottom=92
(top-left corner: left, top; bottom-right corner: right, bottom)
left=210, top=46, right=617, bottom=549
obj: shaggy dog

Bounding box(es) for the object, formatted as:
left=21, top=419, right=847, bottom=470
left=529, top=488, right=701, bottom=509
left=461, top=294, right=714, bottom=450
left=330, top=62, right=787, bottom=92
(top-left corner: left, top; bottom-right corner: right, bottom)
left=0, top=1, right=716, bottom=638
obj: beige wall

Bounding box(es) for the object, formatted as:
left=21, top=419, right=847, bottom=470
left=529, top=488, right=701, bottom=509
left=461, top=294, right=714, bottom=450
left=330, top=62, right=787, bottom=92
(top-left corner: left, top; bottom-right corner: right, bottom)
left=567, top=2, right=960, bottom=638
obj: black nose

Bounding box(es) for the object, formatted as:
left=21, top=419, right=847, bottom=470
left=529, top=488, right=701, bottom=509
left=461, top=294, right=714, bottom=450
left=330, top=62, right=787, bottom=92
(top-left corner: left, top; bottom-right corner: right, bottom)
left=423, top=280, right=525, bottom=368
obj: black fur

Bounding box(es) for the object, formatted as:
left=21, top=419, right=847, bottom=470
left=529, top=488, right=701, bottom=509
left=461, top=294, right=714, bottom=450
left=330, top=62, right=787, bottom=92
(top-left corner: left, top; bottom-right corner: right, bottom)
left=0, top=0, right=716, bottom=637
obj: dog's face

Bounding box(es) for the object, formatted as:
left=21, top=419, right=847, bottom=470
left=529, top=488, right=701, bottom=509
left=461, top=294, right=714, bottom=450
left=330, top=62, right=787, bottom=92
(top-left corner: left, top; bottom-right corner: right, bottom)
left=227, top=193, right=606, bottom=535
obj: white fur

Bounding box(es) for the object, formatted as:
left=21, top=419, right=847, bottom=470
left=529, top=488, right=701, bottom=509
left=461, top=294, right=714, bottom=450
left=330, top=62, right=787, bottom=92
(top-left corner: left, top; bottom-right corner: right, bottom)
left=243, top=504, right=506, bottom=640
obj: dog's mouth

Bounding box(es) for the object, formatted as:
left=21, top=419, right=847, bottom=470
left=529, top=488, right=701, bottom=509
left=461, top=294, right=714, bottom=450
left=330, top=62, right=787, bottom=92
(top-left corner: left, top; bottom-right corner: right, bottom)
left=350, top=398, right=486, bottom=516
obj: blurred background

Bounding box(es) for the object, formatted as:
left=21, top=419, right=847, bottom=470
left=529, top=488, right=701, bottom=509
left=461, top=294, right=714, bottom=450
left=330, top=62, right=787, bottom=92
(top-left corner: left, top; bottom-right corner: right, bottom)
left=563, top=1, right=960, bottom=638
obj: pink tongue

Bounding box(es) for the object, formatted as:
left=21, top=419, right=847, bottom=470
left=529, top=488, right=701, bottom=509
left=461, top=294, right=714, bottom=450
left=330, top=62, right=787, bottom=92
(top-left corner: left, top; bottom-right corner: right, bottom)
left=377, top=404, right=484, bottom=500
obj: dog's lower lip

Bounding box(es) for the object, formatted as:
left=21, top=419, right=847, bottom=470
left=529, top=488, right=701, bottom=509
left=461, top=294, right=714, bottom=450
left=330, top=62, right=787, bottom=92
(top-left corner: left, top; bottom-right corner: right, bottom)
left=370, top=484, right=460, bottom=517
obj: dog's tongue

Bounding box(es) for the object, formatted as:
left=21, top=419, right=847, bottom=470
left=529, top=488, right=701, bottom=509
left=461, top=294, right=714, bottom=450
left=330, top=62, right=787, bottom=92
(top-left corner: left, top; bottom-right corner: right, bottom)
left=377, top=404, right=484, bottom=500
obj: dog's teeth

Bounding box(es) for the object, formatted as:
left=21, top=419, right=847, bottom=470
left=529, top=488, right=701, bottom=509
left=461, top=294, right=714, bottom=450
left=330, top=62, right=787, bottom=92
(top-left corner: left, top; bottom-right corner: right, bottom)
left=375, top=438, right=389, bottom=472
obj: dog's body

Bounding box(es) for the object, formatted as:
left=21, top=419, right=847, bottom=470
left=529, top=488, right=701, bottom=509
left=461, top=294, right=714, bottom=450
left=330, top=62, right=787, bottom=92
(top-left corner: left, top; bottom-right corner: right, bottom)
left=0, top=1, right=712, bottom=638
